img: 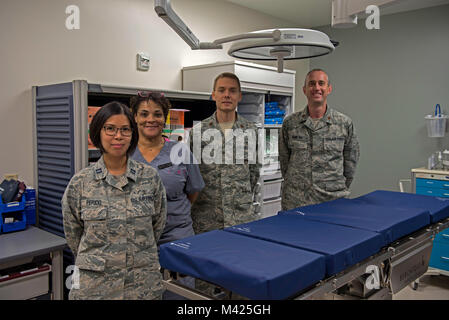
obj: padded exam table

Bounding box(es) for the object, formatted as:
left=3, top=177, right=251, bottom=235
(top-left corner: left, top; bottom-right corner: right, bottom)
left=159, top=190, right=449, bottom=300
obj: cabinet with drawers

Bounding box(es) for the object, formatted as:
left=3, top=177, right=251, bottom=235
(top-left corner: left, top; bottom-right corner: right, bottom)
left=412, top=168, right=449, bottom=273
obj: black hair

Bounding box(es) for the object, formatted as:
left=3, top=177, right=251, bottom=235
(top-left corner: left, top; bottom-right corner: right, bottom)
left=130, top=92, right=171, bottom=122
left=89, top=101, right=138, bottom=156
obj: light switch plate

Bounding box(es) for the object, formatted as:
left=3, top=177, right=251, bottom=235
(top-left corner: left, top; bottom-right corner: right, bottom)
left=137, top=53, right=150, bottom=71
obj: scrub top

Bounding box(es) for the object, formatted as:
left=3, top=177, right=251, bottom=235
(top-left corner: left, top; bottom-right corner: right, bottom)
left=131, top=140, right=205, bottom=245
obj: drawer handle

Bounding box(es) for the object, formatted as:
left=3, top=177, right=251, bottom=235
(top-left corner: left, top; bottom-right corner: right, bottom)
left=426, top=181, right=434, bottom=184
left=444, top=194, right=449, bottom=196
left=444, top=184, right=449, bottom=187
left=442, top=234, right=449, bottom=238
left=442, top=257, right=449, bottom=261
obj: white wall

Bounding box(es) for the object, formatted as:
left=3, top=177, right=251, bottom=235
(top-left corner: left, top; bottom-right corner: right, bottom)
left=0, top=0, right=309, bottom=186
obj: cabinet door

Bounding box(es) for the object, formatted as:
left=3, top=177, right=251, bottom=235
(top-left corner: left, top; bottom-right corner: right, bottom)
left=429, top=241, right=449, bottom=271
left=237, top=92, right=264, bottom=125
left=34, top=82, right=75, bottom=238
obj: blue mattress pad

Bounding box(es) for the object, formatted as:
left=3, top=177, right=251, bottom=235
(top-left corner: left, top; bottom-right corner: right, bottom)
left=354, top=190, right=449, bottom=223
left=279, top=198, right=431, bottom=246
left=224, top=214, right=384, bottom=276
left=159, top=230, right=326, bottom=300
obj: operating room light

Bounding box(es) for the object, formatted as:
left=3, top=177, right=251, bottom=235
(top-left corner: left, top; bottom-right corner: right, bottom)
left=228, top=28, right=335, bottom=73
left=154, top=0, right=336, bottom=73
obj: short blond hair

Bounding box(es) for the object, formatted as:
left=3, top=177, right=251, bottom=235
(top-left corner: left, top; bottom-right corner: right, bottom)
left=213, top=72, right=241, bottom=92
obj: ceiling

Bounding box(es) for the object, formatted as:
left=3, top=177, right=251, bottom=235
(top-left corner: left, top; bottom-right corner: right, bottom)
left=224, top=0, right=449, bottom=28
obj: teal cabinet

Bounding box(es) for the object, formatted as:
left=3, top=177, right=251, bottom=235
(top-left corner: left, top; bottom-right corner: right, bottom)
left=413, top=171, right=449, bottom=272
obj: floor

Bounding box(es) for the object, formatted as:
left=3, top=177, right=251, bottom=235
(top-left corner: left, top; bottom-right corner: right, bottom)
left=393, top=272, right=449, bottom=300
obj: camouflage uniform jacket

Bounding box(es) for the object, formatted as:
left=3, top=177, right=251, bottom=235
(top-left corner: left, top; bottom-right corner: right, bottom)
left=62, top=156, right=167, bottom=300
left=279, top=105, right=360, bottom=210
left=189, top=112, right=261, bottom=234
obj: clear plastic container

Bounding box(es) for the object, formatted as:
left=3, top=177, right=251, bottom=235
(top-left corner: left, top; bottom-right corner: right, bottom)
left=425, top=104, right=447, bottom=137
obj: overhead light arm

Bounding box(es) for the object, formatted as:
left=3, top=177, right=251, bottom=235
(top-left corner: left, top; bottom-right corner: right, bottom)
left=155, top=0, right=336, bottom=73
left=154, top=0, right=281, bottom=50
left=332, top=0, right=404, bottom=28
left=154, top=0, right=220, bottom=49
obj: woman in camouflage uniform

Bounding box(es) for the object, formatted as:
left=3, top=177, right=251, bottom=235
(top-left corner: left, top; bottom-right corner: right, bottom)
left=62, top=101, right=167, bottom=300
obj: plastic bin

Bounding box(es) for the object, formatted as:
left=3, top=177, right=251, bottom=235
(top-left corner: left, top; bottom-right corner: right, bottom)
left=265, top=102, right=279, bottom=109
left=261, top=198, right=282, bottom=218
left=241, top=93, right=263, bottom=104
left=0, top=196, right=25, bottom=214
left=0, top=197, right=27, bottom=233
left=265, top=110, right=285, bottom=116
left=265, top=118, right=283, bottom=125
left=263, top=179, right=283, bottom=200
left=238, top=104, right=262, bottom=113
left=24, top=188, right=36, bottom=225
left=238, top=113, right=263, bottom=123
left=1, top=210, right=26, bottom=233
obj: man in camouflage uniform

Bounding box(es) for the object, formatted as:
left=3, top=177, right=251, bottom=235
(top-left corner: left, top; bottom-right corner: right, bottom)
left=279, top=69, right=360, bottom=210
left=188, top=72, right=261, bottom=299
left=189, top=72, right=261, bottom=235
left=62, top=156, right=167, bottom=299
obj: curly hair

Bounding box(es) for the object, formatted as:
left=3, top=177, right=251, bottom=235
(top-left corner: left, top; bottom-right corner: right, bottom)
left=130, top=92, right=171, bottom=122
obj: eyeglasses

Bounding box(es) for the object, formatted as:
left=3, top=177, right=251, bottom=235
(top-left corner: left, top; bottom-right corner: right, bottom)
left=137, top=91, right=165, bottom=98
left=103, top=125, right=133, bottom=137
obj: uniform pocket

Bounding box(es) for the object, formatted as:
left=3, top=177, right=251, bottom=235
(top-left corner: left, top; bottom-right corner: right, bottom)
left=289, top=140, right=309, bottom=164
left=324, top=137, right=345, bottom=152
left=323, top=137, right=345, bottom=164
left=130, top=196, right=157, bottom=248
left=133, top=250, right=159, bottom=269
left=317, top=180, right=347, bottom=192
left=80, top=208, right=108, bottom=249
left=233, top=189, right=254, bottom=219
left=81, top=207, right=107, bottom=220
left=290, top=140, right=308, bottom=150
left=76, top=253, right=106, bottom=272
left=130, top=194, right=155, bottom=218
left=70, top=254, right=107, bottom=300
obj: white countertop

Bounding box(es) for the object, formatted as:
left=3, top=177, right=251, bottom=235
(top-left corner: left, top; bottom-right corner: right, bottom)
left=412, top=167, right=449, bottom=175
